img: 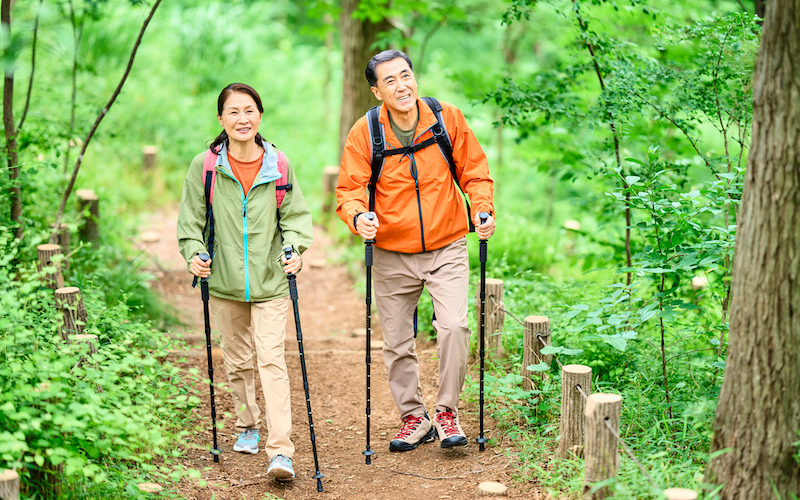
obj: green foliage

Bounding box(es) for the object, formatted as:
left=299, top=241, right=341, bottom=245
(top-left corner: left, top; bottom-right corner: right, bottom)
left=0, top=229, right=200, bottom=496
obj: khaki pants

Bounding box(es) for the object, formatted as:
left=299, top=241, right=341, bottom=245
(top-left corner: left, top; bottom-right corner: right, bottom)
left=209, top=295, right=294, bottom=459
left=373, top=238, right=471, bottom=419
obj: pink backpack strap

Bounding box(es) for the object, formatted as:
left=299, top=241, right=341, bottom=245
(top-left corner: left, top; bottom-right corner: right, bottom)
left=202, top=149, right=218, bottom=205
left=275, top=149, right=292, bottom=208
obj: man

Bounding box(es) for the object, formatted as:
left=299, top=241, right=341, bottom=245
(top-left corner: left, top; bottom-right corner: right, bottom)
left=336, top=49, right=495, bottom=452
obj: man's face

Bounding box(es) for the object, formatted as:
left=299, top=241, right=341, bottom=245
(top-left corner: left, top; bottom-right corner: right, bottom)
left=370, top=57, right=418, bottom=116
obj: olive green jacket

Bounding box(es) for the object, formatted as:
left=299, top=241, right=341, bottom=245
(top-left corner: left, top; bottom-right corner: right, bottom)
left=177, top=141, right=313, bottom=302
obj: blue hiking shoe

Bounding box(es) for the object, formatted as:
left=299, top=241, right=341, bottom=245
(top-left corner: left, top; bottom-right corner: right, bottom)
left=267, top=454, right=295, bottom=482
left=232, top=428, right=259, bottom=454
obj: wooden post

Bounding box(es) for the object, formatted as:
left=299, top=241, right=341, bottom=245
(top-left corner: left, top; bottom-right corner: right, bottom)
left=521, top=315, right=550, bottom=391
left=54, top=287, right=88, bottom=340
left=76, top=189, right=99, bottom=243
left=0, top=469, right=20, bottom=500
left=663, top=488, right=698, bottom=500
left=558, top=364, right=592, bottom=459
left=37, top=244, right=64, bottom=290
left=321, top=165, right=339, bottom=224
left=49, top=222, right=70, bottom=253
left=475, top=278, right=505, bottom=358
left=143, top=145, right=158, bottom=172
left=583, top=393, right=622, bottom=500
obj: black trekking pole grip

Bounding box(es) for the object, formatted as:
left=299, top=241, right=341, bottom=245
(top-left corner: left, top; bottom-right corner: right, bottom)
left=478, top=212, right=489, bottom=261
left=283, top=247, right=299, bottom=300
left=363, top=213, right=376, bottom=265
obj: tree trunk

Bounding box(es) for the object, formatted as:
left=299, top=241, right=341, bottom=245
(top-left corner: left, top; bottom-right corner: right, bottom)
left=706, top=0, right=800, bottom=497
left=2, top=0, right=22, bottom=239
left=338, top=0, right=390, bottom=161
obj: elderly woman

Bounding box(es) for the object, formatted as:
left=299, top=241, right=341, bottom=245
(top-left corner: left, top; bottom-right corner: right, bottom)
left=178, top=82, right=313, bottom=482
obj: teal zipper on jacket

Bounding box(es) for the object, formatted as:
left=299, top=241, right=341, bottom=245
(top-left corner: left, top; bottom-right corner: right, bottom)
left=219, top=169, right=252, bottom=301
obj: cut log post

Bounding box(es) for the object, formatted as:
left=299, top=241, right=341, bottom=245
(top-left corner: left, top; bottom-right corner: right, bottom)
left=521, top=315, right=550, bottom=391
left=137, top=483, right=163, bottom=493
left=0, top=469, right=20, bottom=500
left=37, top=244, right=64, bottom=290
left=583, top=393, right=622, bottom=500
left=477, top=481, right=508, bottom=496
left=76, top=189, right=99, bottom=243
left=54, top=287, right=88, bottom=340
left=558, top=364, right=592, bottom=459
left=321, top=165, right=339, bottom=223
left=475, top=278, right=505, bottom=358
left=143, top=145, right=158, bottom=172
left=663, top=488, right=698, bottom=500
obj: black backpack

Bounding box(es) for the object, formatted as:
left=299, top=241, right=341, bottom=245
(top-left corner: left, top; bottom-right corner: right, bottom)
left=366, top=96, right=475, bottom=232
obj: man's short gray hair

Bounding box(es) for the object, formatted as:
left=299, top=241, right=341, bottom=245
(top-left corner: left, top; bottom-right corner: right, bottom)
left=365, top=50, right=414, bottom=87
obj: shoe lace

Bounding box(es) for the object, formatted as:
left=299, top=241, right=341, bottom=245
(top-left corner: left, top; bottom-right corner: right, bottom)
left=394, top=415, right=423, bottom=439
left=437, top=412, right=459, bottom=436
left=243, top=429, right=257, bottom=440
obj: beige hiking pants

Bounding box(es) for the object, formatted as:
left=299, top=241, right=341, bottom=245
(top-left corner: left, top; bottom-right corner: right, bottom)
left=373, top=238, right=471, bottom=419
left=209, top=295, right=294, bottom=459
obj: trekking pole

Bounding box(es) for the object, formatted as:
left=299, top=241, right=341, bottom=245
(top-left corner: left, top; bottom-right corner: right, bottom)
left=197, top=252, right=221, bottom=462
left=476, top=212, right=490, bottom=452
left=284, top=247, right=324, bottom=492
left=362, top=213, right=376, bottom=465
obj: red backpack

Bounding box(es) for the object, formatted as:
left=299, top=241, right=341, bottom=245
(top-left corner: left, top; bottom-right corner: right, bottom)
left=202, top=146, right=292, bottom=207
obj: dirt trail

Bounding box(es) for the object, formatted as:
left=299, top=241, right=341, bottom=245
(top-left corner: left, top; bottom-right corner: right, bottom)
left=137, top=206, right=541, bottom=500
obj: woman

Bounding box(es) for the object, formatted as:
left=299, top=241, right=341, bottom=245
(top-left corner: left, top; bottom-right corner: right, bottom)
left=177, top=83, right=313, bottom=481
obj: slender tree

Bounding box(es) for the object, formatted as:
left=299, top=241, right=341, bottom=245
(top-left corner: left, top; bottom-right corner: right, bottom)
left=707, top=0, right=800, bottom=497
left=2, top=0, right=21, bottom=239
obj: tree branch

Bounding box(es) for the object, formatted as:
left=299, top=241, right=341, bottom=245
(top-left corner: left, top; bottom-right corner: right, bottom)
left=17, top=0, right=43, bottom=132
left=50, top=0, right=164, bottom=243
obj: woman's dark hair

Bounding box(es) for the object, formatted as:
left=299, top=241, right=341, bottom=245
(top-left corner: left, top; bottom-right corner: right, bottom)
left=210, top=83, right=265, bottom=152
left=365, top=50, right=413, bottom=87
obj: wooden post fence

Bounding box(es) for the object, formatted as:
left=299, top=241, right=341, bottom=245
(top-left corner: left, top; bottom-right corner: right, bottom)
left=0, top=469, right=19, bottom=500
left=583, top=393, right=622, bottom=500
left=37, top=244, right=64, bottom=290
left=475, top=278, right=504, bottom=358
left=143, top=145, right=158, bottom=172
left=55, top=287, right=88, bottom=341
left=558, top=364, right=592, bottom=459
left=76, top=189, right=99, bottom=243
left=321, top=165, right=339, bottom=225
left=522, top=315, right=550, bottom=391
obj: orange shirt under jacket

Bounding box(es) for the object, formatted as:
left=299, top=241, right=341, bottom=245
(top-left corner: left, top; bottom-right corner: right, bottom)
left=336, top=98, right=494, bottom=254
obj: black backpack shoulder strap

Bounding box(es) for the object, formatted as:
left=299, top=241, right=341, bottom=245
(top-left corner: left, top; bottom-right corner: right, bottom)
left=366, top=105, right=384, bottom=213
left=422, top=96, right=475, bottom=232
left=422, top=97, right=457, bottom=180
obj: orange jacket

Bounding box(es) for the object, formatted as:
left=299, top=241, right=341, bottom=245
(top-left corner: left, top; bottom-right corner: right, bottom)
left=336, top=98, right=494, bottom=253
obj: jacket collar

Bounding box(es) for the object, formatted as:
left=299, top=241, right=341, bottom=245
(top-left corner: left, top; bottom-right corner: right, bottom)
left=377, top=98, right=439, bottom=143
left=216, top=140, right=281, bottom=184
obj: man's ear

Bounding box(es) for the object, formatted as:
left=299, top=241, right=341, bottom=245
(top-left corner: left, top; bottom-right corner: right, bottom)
left=370, top=86, right=383, bottom=102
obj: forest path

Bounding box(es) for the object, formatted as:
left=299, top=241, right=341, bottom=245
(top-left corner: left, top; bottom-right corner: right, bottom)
left=136, top=205, right=542, bottom=500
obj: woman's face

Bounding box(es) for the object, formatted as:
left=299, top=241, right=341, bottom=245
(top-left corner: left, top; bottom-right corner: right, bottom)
left=217, top=91, right=262, bottom=145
